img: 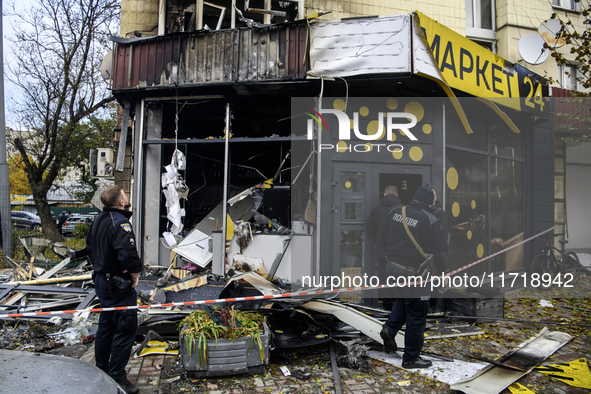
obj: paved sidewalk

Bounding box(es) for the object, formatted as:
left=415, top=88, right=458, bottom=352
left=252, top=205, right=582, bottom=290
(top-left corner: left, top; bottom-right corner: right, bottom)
left=79, top=344, right=168, bottom=391
left=79, top=342, right=440, bottom=393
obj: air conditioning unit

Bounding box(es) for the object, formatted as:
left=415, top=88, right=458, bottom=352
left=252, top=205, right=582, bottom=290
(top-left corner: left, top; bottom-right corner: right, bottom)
left=90, top=148, right=115, bottom=178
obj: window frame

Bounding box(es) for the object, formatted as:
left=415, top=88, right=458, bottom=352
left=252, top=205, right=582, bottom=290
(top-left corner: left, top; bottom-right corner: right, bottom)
left=552, top=0, right=582, bottom=12
left=557, top=63, right=580, bottom=91
left=466, top=0, right=497, bottom=43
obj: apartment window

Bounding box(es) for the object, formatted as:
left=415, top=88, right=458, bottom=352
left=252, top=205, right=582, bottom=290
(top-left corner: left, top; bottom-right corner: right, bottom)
left=557, top=64, right=579, bottom=91
left=552, top=0, right=581, bottom=12
left=466, top=0, right=496, bottom=42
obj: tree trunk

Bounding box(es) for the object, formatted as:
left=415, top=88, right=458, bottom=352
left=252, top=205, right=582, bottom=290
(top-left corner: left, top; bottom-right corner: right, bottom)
left=32, top=192, right=63, bottom=242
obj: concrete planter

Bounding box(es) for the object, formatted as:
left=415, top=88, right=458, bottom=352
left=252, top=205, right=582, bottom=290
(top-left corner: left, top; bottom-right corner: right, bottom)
left=179, top=321, right=271, bottom=378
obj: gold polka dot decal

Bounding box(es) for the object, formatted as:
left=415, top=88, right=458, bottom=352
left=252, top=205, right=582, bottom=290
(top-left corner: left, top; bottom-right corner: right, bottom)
left=447, top=167, right=459, bottom=190
left=471, top=200, right=476, bottom=209
left=345, top=181, right=352, bottom=188
left=392, top=150, right=403, bottom=160
left=365, top=143, right=373, bottom=152
left=367, top=120, right=385, bottom=140
left=333, top=99, right=346, bottom=111
left=404, top=101, right=424, bottom=122
left=477, top=244, right=484, bottom=258
left=422, top=124, right=432, bottom=134
left=409, top=146, right=423, bottom=162
left=452, top=202, right=460, bottom=217
left=386, top=98, right=398, bottom=110
left=467, top=230, right=472, bottom=240
left=360, top=106, right=369, bottom=117
left=337, top=141, right=348, bottom=152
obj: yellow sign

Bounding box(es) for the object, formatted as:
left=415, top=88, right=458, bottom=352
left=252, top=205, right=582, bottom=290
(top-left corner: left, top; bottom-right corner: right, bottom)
left=416, top=12, right=548, bottom=113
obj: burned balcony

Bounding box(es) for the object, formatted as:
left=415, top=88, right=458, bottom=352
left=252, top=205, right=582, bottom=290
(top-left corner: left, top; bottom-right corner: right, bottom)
left=111, top=22, right=309, bottom=92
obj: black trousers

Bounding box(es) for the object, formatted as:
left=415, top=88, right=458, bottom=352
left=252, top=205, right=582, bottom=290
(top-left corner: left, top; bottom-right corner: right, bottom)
left=383, top=263, right=429, bottom=363
left=94, top=273, right=138, bottom=381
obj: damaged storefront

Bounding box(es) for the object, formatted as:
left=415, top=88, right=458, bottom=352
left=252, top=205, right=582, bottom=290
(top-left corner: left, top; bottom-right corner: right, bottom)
left=108, top=11, right=553, bottom=302
left=3, top=4, right=589, bottom=393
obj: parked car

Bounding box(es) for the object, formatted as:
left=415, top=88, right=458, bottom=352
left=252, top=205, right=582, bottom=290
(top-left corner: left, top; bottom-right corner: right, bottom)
left=61, top=215, right=93, bottom=236
left=11, top=210, right=42, bottom=230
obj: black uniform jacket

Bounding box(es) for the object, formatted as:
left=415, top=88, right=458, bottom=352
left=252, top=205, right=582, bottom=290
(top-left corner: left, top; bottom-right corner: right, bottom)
left=366, top=194, right=403, bottom=239
left=83, top=207, right=143, bottom=275
left=378, top=200, right=448, bottom=271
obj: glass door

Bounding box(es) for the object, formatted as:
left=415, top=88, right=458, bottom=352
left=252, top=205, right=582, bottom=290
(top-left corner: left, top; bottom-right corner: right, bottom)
left=332, top=163, right=431, bottom=305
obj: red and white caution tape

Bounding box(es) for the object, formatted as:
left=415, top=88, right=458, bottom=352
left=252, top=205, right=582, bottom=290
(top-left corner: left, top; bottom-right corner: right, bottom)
left=4, top=288, right=363, bottom=318
left=444, top=226, right=552, bottom=277
left=3, top=227, right=553, bottom=319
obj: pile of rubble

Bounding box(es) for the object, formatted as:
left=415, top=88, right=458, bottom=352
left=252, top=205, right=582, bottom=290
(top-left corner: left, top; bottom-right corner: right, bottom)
left=2, top=234, right=591, bottom=393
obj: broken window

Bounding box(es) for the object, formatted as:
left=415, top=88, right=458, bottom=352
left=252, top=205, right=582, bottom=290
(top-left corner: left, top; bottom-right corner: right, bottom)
left=166, top=0, right=299, bottom=33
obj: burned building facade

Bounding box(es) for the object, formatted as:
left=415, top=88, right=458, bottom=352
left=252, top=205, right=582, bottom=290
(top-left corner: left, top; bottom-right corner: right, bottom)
left=110, top=1, right=554, bottom=300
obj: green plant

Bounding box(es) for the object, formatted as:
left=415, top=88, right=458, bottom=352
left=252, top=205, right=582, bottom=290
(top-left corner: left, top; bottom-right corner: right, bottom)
left=179, top=307, right=266, bottom=367
left=72, top=223, right=90, bottom=239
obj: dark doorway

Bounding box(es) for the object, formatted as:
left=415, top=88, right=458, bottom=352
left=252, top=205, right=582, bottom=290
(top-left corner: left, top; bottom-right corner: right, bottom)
left=378, top=173, right=424, bottom=204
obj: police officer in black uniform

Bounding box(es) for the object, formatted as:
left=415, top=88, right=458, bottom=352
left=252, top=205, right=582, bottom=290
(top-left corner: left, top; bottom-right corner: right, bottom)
left=72, top=185, right=143, bottom=393
left=377, top=186, right=448, bottom=369
left=366, top=185, right=403, bottom=310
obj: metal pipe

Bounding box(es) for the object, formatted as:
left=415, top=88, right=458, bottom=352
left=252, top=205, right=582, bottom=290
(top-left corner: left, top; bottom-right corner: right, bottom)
left=315, top=81, right=324, bottom=278
left=328, top=341, right=343, bottom=394
left=116, top=99, right=130, bottom=172
left=158, top=0, right=166, bottom=35
left=5, top=274, right=93, bottom=286
left=196, top=0, right=204, bottom=30
left=221, top=102, right=231, bottom=276
left=0, top=0, right=13, bottom=260
left=231, top=0, right=236, bottom=28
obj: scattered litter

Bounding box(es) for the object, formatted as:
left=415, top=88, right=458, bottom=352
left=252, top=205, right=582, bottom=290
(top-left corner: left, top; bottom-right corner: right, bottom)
left=166, top=376, right=181, bottom=383
left=135, top=340, right=179, bottom=357
left=291, top=369, right=312, bottom=380
left=397, top=380, right=411, bottom=386
left=539, top=299, right=553, bottom=308
left=162, top=275, right=208, bottom=292
left=172, top=229, right=213, bottom=268
left=280, top=365, right=291, bottom=376
left=162, top=231, right=178, bottom=248
left=267, top=309, right=331, bottom=348
left=507, top=382, right=535, bottom=393
left=232, top=254, right=267, bottom=277
left=47, top=316, right=63, bottom=325
left=161, top=149, right=189, bottom=235
left=536, top=358, right=591, bottom=389
left=367, top=349, right=488, bottom=385
left=135, top=330, right=179, bottom=358
left=221, top=271, right=286, bottom=298
left=301, top=300, right=387, bottom=345
left=60, top=312, right=93, bottom=345
left=336, top=339, right=369, bottom=370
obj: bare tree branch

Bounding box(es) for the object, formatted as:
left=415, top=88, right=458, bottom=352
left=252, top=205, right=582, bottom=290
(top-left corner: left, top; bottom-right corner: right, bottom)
left=6, top=0, right=120, bottom=241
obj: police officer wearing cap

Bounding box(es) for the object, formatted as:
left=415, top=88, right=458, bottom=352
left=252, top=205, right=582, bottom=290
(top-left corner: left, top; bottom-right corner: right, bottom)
left=377, top=185, right=448, bottom=369
left=71, top=185, right=143, bottom=393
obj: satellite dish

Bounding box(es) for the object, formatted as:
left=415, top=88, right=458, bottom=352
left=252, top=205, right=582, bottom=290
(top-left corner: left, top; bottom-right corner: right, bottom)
left=100, top=50, right=114, bottom=83
left=539, top=19, right=566, bottom=48
left=518, top=33, right=549, bottom=65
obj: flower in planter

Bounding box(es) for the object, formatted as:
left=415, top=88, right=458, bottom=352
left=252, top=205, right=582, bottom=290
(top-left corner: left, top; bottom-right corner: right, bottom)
left=179, top=306, right=266, bottom=367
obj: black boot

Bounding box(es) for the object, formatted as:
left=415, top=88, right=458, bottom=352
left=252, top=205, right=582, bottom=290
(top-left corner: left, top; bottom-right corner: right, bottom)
left=402, top=356, right=432, bottom=369
left=116, top=378, right=139, bottom=394
left=379, top=327, right=398, bottom=353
